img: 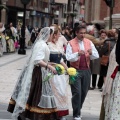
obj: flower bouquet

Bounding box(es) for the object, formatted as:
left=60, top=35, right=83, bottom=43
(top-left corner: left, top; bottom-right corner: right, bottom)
left=43, top=64, right=65, bottom=82
left=55, top=64, right=65, bottom=75
left=67, top=67, right=78, bottom=84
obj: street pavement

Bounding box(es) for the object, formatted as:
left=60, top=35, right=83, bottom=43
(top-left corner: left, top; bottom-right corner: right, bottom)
left=0, top=49, right=102, bottom=120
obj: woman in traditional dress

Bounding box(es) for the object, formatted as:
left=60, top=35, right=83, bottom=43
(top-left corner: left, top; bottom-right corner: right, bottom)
left=0, top=22, right=6, bottom=56
left=7, top=27, right=60, bottom=120
left=25, top=26, right=31, bottom=47
left=0, top=34, right=3, bottom=56
left=5, top=25, right=15, bottom=52
left=99, top=45, right=117, bottom=120
left=47, top=25, right=69, bottom=120
left=103, top=29, right=120, bottom=120
left=99, top=30, right=118, bottom=120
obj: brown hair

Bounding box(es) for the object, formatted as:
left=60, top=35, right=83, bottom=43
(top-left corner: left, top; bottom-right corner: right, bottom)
left=75, top=25, right=86, bottom=33
left=99, top=29, right=107, bottom=35
left=107, top=30, right=115, bottom=38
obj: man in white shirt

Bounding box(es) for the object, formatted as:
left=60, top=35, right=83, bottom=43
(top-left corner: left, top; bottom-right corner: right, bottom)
left=66, top=25, right=99, bottom=120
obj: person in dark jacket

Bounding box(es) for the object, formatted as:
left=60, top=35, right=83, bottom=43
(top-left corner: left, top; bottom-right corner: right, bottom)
left=98, top=30, right=116, bottom=89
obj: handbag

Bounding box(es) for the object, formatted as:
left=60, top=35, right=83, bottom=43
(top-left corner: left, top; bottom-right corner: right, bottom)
left=100, top=42, right=110, bottom=66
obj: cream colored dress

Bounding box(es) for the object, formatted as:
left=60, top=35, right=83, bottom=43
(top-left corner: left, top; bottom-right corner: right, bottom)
left=48, top=42, right=69, bottom=116
left=106, top=71, right=120, bottom=120
left=103, top=45, right=118, bottom=120
left=25, top=28, right=31, bottom=47
left=0, top=37, right=3, bottom=56
left=1, top=35, right=7, bottom=52
left=0, top=34, right=7, bottom=55
left=7, top=39, right=15, bottom=52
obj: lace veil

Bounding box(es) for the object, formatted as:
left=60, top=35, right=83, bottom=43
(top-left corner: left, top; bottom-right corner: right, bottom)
left=11, top=27, right=52, bottom=119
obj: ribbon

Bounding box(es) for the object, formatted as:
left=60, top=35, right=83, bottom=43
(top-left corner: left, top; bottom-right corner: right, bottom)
left=69, top=72, right=78, bottom=84
left=55, top=66, right=62, bottom=75
left=111, top=66, right=119, bottom=79
left=43, top=73, right=54, bottom=82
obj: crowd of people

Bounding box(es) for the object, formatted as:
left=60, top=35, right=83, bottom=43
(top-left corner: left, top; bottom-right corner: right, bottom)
left=0, top=22, right=39, bottom=57
left=0, top=20, right=120, bottom=120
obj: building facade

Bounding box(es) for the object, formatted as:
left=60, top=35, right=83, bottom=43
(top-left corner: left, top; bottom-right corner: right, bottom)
left=0, top=0, right=68, bottom=27
left=6, top=0, right=53, bottom=27
left=85, top=0, right=120, bottom=29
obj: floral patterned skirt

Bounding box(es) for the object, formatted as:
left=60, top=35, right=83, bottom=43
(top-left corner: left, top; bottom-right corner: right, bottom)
left=0, top=41, right=3, bottom=56
left=7, top=66, right=58, bottom=120
left=105, top=71, right=120, bottom=120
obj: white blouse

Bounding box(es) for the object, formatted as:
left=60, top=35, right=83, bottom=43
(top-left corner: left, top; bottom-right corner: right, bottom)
left=47, top=42, right=60, bottom=53
left=66, top=40, right=99, bottom=62
left=34, top=41, right=50, bottom=64
left=47, top=42, right=63, bottom=62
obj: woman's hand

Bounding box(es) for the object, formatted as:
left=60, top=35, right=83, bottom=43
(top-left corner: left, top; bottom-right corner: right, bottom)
left=48, top=65, right=57, bottom=74
left=39, top=61, right=57, bottom=74
left=61, top=61, right=68, bottom=70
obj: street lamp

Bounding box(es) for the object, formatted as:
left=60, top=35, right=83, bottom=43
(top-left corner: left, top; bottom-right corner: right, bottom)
left=104, top=0, right=115, bottom=29
left=18, top=0, right=31, bottom=55
left=71, top=0, right=76, bottom=29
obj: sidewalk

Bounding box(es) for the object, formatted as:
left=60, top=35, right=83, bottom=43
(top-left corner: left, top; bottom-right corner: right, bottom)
left=0, top=49, right=102, bottom=120
left=65, top=87, right=102, bottom=120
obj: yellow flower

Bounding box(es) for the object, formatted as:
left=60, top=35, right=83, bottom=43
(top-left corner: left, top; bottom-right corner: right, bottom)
left=67, top=68, right=77, bottom=76
left=55, top=64, right=65, bottom=74
left=0, top=36, right=2, bottom=39
left=6, top=36, right=9, bottom=40
left=56, top=64, right=64, bottom=70
left=61, top=69, right=65, bottom=74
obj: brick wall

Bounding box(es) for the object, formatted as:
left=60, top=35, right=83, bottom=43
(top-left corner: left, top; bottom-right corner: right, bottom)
left=99, top=0, right=108, bottom=20
left=6, top=0, right=16, bottom=6
left=85, top=0, right=120, bottom=22
left=100, top=0, right=120, bottom=20
left=113, top=0, right=120, bottom=14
